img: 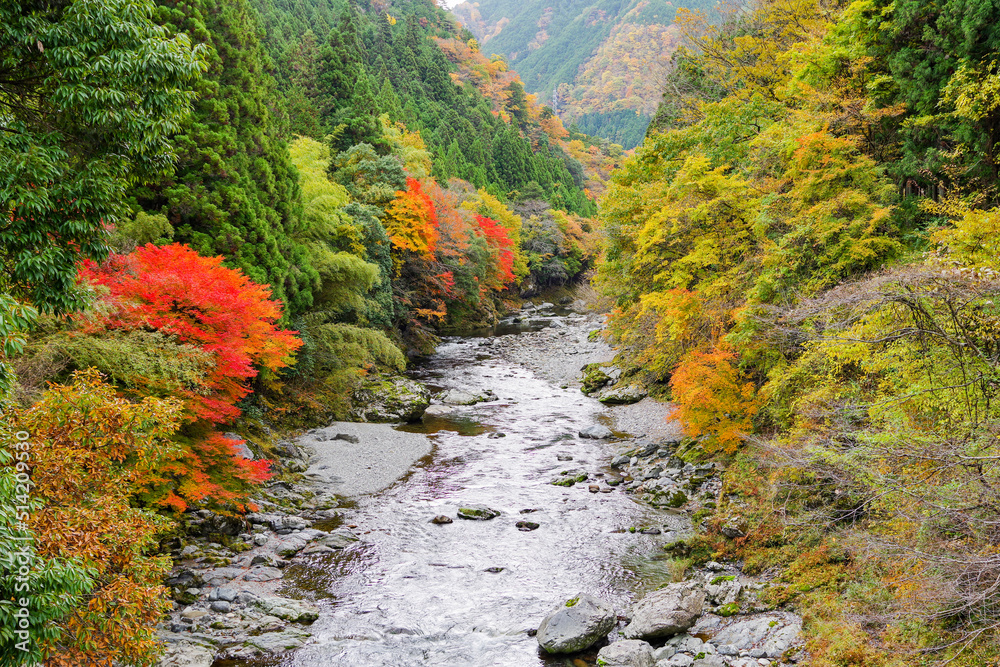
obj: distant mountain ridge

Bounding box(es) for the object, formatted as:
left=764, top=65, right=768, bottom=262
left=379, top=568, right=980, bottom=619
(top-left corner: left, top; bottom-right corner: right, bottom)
left=451, top=0, right=715, bottom=148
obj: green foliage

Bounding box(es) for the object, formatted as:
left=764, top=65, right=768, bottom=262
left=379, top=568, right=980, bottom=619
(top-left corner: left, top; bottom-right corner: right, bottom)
left=53, top=330, right=212, bottom=398
left=0, top=0, right=203, bottom=316
left=138, top=0, right=313, bottom=315
left=252, top=0, right=597, bottom=215
left=0, top=0, right=201, bottom=400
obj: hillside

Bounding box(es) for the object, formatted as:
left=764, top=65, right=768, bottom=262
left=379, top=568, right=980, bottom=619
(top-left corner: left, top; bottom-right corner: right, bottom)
left=451, top=0, right=715, bottom=147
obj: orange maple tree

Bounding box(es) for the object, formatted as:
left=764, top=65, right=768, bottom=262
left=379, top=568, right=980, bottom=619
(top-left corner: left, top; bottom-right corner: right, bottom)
left=385, top=177, right=439, bottom=256
left=669, top=347, right=758, bottom=453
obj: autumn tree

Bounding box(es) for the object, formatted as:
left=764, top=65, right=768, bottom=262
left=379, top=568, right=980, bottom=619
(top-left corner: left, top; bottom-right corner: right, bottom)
left=3, top=370, right=182, bottom=665
left=78, top=243, right=300, bottom=510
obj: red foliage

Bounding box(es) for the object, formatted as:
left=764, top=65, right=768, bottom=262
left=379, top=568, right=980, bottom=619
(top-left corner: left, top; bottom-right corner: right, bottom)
left=78, top=243, right=302, bottom=509
left=475, top=214, right=516, bottom=284
left=80, top=243, right=301, bottom=424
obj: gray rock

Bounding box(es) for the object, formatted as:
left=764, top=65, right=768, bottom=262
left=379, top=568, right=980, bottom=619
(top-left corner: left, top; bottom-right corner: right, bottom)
left=623, top=583, right=706, bottom=640
left=209, top=601, right=231, bottom=613
left=708, top=613, right=802, bottom=658
left=705, top=576, right=742, bottom=606
left=457, top=505, right=501, bottom=520
left=653, top=645, right=677, bottom=661
left=596, top=640, right=655, bottom=666
left=318, top=528, right=359, bottom=549
left=245, top=513, right=309, bottom=531
left=423, top=404, right=456, bottom=417
left=653, top=644, right=677, bottom=662
left=598, top=385, right=648, bottom=405
left=208, top=587, right=238, bottom=602
left=244, top=628, right=311, bottom=652
left=254, top=596, right=320, bottom=624
left=244, top=567, right=283, bottom=582
left=351, top=375, right=431, bottom=422
left=579, top=425, right=613, bottom=439
left=157, top=641, right=214, bottom=667
left=536, top=593, right=617, bottom=654
left=611, top=455, right=631, bottom=468
left=664, top=655, right=694, bottom=667
left=439, top=389, right=479, bottom=405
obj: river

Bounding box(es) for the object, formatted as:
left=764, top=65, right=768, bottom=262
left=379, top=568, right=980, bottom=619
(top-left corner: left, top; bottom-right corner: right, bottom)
left=220, top=304, right=689, bottom=666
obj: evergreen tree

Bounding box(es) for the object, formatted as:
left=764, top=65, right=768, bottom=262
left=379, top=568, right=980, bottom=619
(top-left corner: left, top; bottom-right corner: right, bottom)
left=141, top=0, right=313, bottom=314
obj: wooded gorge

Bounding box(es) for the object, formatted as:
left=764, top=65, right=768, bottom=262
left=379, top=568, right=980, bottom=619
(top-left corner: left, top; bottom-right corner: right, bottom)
left=0, top=0, right=607, bottom=661
left=6, top=0, right=1000, bottom=663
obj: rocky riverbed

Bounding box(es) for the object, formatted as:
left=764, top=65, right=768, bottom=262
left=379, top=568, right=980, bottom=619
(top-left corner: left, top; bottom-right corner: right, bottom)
left=156, top=296, right=805, bottom=667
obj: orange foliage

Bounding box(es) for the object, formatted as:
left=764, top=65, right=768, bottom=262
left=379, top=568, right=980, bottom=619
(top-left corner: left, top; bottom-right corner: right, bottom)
left=385, top=177, right=439, bottom=256
left=14, top=370, right=179, bottom=666
left=669, top=347, right=758, bottom=453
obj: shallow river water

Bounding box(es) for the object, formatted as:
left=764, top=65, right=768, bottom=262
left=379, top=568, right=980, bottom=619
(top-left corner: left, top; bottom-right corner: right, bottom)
left=244, top=314, right=687, bottom=666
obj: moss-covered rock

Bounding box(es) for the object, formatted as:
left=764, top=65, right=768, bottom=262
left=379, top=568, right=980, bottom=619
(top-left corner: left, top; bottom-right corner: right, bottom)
left=350, top=375, right=430, bottom=423
left=581, top=363, right=612, bottom=394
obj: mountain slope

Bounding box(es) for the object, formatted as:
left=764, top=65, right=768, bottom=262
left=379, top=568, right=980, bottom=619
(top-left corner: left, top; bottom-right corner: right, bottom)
left=451, top=0, right=714, bottom=147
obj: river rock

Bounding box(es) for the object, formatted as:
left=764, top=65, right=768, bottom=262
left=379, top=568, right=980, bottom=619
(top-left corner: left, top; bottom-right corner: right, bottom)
left=457, top=505, right=501, bottom=520
left=244, top=628, right=312, bottom=652
left=423, top=404, right=456, bottom=417
left=708, top=613, right=801, bottom=658
left=246, top=513, right=310, bottom=531
left=351, top=375, right=430, bottom=422
left=157, top=641, right=214, bottom=667
left=596, top=640, right=655, bottom=666
left=244, top=566, right=283, bottom=582
left=536, top=593, right=617, bottom=654
left=598, top=385, right=647, bottom=405
left=431, top=515, right=453, bottom=524
left=439, top=389, right=480, bottom=405
left=579, top=425, right=613, bottom=439
left=581, top=364, right=612, bottom=394
left=255, top=596, right=320, bottom=624
left=318, top=528, right=359, bottom=549
left=622, top=583, right=705, bottom=640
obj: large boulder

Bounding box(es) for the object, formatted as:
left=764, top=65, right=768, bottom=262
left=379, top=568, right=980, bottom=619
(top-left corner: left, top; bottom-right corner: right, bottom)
left=596, top=640, right=655, bottom=666
left=598, top=385, right=647, bottom=405
left=579, top=424, right=613, bottom=439
left=351, top=376, right=430, bottom=423
left=254, top=596, right=320, bottom=624
left=708, top=612, right=802, bottom=659
left=536, top=593, right=617, bottom=654
left=622, top=583, right=705, bottom=640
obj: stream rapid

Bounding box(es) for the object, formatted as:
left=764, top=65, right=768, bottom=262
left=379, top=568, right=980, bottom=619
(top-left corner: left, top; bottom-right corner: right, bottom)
left=252, top=308, right=688, bottom=666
